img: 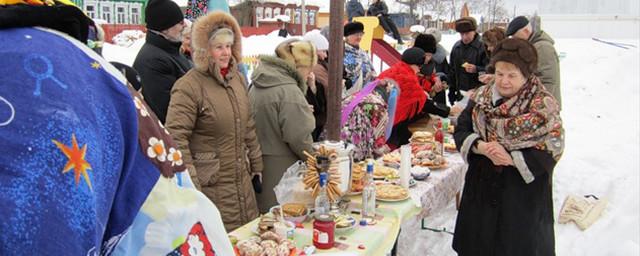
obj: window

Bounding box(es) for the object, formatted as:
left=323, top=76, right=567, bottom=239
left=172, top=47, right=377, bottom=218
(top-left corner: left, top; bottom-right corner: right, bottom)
left=308, top=11, right=315, bottom=25
left=102, top=5, right=111, bottom=23
left=85, top=4, right=96, bottom=19
left=265, top=7, right=272, bottom=19
left=295, top=9, right=301, bottom=24
left=116, top=6, right=126, bottom=24
left=274, top=7, right=281, bottom=16
left=284, top=8, right=291, bottom=17
left=131, top=7, right=140, bottom=24
left=256, top=7, right=264, bottom=21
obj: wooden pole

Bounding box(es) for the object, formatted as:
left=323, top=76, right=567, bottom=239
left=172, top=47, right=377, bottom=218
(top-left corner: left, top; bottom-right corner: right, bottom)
left=326, top=0, right=345, bottom=141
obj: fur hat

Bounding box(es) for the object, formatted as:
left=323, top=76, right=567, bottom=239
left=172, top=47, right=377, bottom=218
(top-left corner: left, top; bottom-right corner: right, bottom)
left=303, top=30, right=329, bottom=51
left=488, top=38, right=538, bottom=78
left=482, top=27, right=506, bottom=47
left=145, top=0, right=184, bottom=31
left=191, top=11, right=243, bottom=73
left=344, top=21, right=364, bottom=37
left=401, top=47, right=426, bottom=66
left=413, top=33, right=437, bottom=54
left=275, top=39, right=318, bottom=69
left=506, top=16, right=529, bottom=37
left=455, top=17, right=477, bottom=33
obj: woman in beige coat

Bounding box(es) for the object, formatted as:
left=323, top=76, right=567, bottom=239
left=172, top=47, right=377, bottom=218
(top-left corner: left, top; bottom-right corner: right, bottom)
left=165, top=11, right=262, bottom=231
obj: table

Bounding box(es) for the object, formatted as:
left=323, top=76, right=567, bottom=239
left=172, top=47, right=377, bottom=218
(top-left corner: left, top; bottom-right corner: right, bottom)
left=229, top=152, right=467, bottom=255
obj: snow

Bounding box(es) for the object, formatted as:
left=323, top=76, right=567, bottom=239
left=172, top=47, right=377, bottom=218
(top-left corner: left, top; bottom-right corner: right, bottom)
left=101, top=29, right=640, bottom=255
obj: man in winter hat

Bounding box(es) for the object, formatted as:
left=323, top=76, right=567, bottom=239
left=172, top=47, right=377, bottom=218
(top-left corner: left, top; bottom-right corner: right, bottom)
left=133, top=0, right=192, bottom=123
left=507, top=15, right=562, bottom=108
left=249, top=39, right=317, bottom=213
left=447, top=16, right=489, bottom=106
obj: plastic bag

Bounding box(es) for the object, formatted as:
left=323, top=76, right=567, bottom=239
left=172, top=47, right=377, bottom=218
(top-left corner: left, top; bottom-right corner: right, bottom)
left=273, top=161, right=315, bottom=208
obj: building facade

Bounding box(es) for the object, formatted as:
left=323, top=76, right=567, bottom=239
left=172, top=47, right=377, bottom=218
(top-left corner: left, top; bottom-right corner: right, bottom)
left=72, top=0, right=146, bottom=24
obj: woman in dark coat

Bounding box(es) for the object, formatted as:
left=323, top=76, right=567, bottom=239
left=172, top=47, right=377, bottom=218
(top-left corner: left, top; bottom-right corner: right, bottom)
left=453, top=38, right=564, bottom=256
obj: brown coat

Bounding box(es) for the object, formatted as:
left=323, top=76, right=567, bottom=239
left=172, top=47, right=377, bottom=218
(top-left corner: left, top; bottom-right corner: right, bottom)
left=165, top=12, right=262, bottom=231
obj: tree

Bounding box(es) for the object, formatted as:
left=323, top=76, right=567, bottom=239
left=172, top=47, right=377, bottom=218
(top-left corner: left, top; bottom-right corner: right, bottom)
left=396, top=0, right=421, bottom=17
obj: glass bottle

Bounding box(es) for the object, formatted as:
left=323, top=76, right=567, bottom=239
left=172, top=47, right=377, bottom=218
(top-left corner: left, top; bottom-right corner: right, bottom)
left=361, top=159, right=376, bottom=220
left=314, top=172, right=330, bottom=215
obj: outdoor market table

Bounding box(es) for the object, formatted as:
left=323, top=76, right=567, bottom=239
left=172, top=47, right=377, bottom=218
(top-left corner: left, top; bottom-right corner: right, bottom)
left=229, top=152, right=466, bottom=255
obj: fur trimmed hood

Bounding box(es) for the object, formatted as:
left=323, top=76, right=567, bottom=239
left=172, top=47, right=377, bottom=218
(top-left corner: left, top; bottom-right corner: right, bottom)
left=191, top=11, right=243, bottom=73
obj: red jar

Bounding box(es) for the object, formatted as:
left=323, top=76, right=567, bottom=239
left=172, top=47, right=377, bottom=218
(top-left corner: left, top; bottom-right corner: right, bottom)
left=313, top=214, right=335, bottom=249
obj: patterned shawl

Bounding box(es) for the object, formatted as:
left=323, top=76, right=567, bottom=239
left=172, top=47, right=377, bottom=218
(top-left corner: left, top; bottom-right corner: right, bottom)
left=471, top=76, right=564, bottom=160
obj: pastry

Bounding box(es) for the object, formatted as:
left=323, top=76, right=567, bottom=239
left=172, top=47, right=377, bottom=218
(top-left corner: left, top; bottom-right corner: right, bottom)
left=376, top=184, right=409, bottom=200
left=282, top=203, right=306, bottom=217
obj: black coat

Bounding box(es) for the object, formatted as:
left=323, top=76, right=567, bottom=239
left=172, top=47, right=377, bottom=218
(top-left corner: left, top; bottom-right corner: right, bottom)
left=133, top=32, right=192, bottom=123
left=346, top=0, right=365, bottom=21
left=448, top=34, right=489, bottom=101
left=453, top=102, right=556, bottom=256
left=366, top=1, right=388, bottom=16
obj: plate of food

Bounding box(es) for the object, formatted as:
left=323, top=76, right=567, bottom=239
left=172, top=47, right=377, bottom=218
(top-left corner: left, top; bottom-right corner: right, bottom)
left=376, top=184, right=410, bottom=202
left=334, top=214, right=356, bottom=234
left=270, top=203, right=309, bottom=224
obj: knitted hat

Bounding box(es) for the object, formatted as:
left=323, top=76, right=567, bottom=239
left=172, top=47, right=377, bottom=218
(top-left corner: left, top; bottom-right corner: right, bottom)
left=401, top=47, right=426, bottom=66
left=275, top=39, right=318, bottom=68
left=455, top=17, right=477, bottom=33
left=344, top=21, right=364, bottom=37
left=145, top=0, right=184, bottom=31
left=425, top=27, right=442, bottom=43
left=303, top=30, right=329, bottom=51
left=488, top=38, right=538, bottom=78
left=506, top=16, right=529, bottom=36
left=413, top=33, right=437, bottom=54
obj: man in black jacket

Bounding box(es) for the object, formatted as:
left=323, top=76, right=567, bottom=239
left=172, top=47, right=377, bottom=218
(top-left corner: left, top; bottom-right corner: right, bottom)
left=133, top=0, right=192, bottom=123
left=447, top=17, right=488, bottom=105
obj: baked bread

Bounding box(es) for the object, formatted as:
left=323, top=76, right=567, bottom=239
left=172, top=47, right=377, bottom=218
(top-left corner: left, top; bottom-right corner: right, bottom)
left=282, top=203, right=306, bottom=217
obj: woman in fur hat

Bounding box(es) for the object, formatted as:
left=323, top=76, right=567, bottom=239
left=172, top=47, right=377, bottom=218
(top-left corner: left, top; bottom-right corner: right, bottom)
left=249, top=39, right=317, bottom=213
left=453, top=38, right=564, bottom=255
left=165, top=11, right=263, bottom=231
left=478, top=27, right=506, bottom=84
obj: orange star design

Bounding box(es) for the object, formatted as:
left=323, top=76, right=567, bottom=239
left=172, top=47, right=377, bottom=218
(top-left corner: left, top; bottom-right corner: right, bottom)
left=91, top=61, right=101, bottom=69
left=52, top=134, right=93, bottom=190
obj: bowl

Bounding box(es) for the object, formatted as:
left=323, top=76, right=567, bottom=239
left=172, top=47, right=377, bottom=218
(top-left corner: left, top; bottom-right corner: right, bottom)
left=270, top=205, right=310, bottom=224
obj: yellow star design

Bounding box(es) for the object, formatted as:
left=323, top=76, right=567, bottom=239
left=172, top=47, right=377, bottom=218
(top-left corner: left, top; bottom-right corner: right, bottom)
left=91, top=61, right=101, bottom=69
left=52, top=134, right=93, bottom=190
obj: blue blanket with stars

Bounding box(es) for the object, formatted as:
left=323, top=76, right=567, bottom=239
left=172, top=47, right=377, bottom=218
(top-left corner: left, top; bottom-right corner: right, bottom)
left=0, top=27, right=233, bottom=255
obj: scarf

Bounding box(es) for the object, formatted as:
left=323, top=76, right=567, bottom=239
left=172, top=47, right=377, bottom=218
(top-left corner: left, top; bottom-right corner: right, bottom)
left=471, top=76, right=564, bottom=161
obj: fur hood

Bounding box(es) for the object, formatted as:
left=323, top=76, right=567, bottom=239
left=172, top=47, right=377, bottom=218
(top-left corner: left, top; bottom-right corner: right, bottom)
left=191, top=11, right=243, bottom=73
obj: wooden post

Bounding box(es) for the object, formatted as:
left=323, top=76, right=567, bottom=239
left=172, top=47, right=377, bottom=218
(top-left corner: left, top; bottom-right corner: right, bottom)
left=326, top=0, right=345, bottom=141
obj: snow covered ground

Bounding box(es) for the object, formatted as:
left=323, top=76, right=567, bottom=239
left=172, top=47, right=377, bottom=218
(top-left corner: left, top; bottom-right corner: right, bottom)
left=102, top=30, right=640, bottom=255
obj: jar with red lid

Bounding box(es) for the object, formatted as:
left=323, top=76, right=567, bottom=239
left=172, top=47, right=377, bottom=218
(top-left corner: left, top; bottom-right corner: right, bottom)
left=313, top=214, right=335, bottom=249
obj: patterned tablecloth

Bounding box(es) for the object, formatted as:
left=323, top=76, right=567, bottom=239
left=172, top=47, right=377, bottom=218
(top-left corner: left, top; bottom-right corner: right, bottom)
left=229, top=152, right=467, bottom=255
left=410, top=152, right=467, bottom=219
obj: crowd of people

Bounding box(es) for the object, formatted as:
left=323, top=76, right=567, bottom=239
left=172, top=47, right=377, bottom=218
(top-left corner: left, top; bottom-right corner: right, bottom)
left=1, top=0, right=565, bottom=254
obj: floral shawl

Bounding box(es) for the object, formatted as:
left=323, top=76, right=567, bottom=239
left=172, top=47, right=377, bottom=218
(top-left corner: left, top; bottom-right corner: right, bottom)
left=471, top=76, right=564, bottom=160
